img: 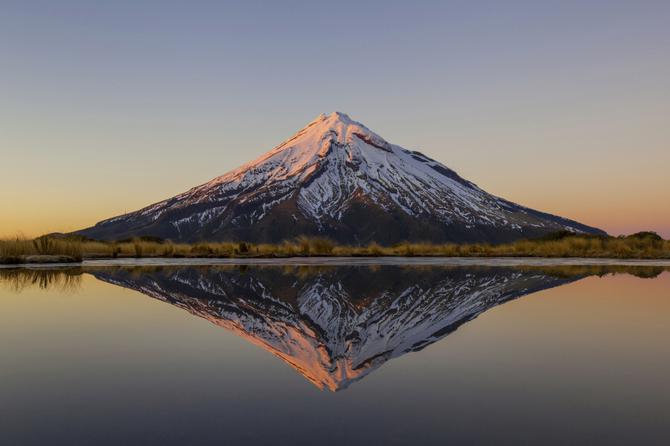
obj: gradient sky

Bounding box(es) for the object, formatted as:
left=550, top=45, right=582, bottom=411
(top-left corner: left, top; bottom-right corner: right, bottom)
left=1, top=0, right=669, bottom=238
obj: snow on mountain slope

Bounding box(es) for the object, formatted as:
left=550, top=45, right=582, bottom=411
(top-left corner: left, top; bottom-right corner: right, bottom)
left=77, top=112, right=604, bottom=243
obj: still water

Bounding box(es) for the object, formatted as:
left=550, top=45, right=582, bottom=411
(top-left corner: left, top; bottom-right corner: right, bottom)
left=1, top=264, right=669, bottom=445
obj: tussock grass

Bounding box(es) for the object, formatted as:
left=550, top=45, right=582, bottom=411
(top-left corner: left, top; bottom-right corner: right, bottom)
left=0, top=236, right=82, bottom=263
left=1, top=232, right=669, bottom=264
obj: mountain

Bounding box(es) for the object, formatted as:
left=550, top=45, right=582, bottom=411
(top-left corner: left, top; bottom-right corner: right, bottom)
left=77, top=112, right=604, bottom=244
left=92, top=265, right=583, bottom=391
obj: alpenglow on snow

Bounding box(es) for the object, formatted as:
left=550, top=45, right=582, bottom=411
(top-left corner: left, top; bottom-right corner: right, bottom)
left=77, top=112, right=604, bottom=243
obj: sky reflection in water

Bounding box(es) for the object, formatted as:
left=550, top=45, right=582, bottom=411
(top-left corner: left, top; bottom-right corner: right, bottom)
left=1, top=265, right=669, bottom=445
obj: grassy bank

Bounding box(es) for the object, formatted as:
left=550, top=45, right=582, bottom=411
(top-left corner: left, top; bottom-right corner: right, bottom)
left=1, top=232, right=669, bottom=264
left=0, top=236, right=83, bottom=264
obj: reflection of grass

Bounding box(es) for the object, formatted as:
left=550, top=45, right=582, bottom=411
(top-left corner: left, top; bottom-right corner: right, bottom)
left=2, top=263, right=667, bottom=294
left=0, top=268, right=83, bottom=292
left=1, top=232, right=669, bottom=263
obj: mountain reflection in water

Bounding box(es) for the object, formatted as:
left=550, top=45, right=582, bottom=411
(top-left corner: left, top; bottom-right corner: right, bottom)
left=1, top=265, right=667, bottom=392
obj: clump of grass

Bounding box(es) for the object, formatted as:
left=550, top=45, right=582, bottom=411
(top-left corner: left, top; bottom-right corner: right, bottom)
left=0, top=235, right=82, bottom=262
left=191, top=243, right=214, bottom=256
left=0, top=237, right=33, bottom=261
left=293, top=236, right=335, bottom=255
left=365, top=242, right=383, bottom=256
left=133, top=241, right=143, bottom=258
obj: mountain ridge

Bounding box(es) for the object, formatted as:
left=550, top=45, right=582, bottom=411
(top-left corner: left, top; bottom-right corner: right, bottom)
left=76, top=112, right=605, bottom=243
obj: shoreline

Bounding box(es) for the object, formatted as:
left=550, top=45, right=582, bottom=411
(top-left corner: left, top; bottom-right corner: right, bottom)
left=3, top=256, right=670, bottom=268
left=3, top=233, right=668, bottom=265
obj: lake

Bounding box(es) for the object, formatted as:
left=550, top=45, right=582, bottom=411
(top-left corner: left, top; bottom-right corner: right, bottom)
left=1, top=261, right=669, bottom=445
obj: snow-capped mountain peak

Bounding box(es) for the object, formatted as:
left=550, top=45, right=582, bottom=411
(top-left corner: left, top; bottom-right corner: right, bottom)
left=211, top=111, right=392, bottom=187
left=77, top=112, right=604, bottom=243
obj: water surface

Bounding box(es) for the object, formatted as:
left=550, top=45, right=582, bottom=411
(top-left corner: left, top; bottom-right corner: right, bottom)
left=1, top=265, right=668, bottom=445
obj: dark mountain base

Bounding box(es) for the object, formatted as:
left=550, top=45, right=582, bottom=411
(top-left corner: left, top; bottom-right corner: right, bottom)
left=77, top=197, right=598, bottom=245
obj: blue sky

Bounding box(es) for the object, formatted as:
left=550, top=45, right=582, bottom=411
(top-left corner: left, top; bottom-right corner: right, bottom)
left=1, top=0, right=669, bottom=236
